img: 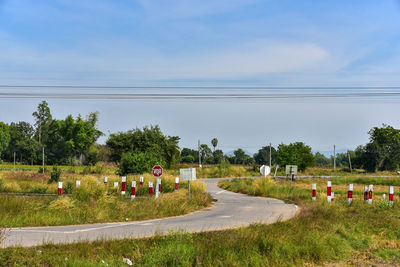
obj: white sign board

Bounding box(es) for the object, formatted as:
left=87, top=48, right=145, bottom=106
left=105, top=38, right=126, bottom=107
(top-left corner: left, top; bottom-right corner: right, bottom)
left=180, top=168, right=197, bottom=181
left=285, top=165, right=298, bottom=175
left=260, top=165, right=271, bottom=177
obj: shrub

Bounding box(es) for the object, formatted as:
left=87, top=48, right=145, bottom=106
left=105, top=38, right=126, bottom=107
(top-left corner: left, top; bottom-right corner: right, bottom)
left=64, top=181, right=74, bottom=194
left=118, top=151, right=160, bottom=175
left=48, top=166, right=62, bottom=183
left=30, top=186, right=48, bottom=194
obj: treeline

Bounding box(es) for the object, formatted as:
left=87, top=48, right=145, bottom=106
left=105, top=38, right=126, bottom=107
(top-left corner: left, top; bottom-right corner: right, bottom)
left=0, top=101, right=399, bottom=173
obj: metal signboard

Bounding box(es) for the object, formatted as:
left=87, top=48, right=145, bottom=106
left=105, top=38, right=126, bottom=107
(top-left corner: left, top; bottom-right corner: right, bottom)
left=180, top=168, right=196, bottom=181
left=285, top=165, right=298, bottom=175
left=152, top=165, right=163, bottom=177
left=260, top=165, right=271, bottom=177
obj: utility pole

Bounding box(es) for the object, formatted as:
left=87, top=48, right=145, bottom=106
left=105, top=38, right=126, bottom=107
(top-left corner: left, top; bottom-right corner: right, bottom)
left=348, top=151, right=353, bottom=173
left=333, top=145, right=336, bottom=172
left=42, top=147, right=45, bottom=173
left=269, top=142, right=272, bottom=167
left=198, top=140, right=201, bottom=168
left=13, top=152, right=16, bottom=170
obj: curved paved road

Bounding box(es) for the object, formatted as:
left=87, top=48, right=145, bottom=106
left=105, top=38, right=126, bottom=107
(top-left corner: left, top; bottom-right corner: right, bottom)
left=2, top=178, right=298, bottom=248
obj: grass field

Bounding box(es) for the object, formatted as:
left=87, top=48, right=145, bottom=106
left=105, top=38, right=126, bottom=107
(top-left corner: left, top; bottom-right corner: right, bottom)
left=0, top=175, right=211, bottom=227
left=2, top=176, right=400, bottom=266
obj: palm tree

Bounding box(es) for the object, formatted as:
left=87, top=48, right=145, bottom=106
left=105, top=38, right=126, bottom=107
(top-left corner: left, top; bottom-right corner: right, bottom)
left=211, top=138, right=218, bottom=152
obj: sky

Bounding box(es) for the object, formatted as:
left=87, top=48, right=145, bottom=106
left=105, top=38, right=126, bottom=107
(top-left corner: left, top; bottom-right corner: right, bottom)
left=1, top=0, right=400, bottom=154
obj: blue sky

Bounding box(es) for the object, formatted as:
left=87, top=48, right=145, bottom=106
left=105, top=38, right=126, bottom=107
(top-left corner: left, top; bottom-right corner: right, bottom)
left=0, top=0, right=400, bottom=154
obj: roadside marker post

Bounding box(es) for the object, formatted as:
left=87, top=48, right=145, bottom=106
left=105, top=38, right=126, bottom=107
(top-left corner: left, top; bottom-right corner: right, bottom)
left=180, top=168, right=196, bottom=200
left=121, top=176, right=127, bottom=195
left=175, top=177, right=179, bottom=190
left=149, top=181, right=153, bottom=197
left=114, top=182, right=118, bottom=188
left=389, top=186, right=394, bottom=206
left=104, top=176, right=108, bottom=186
left=382, top=194, right=386, bottom=200
left=158, top=178, right=161, bottom=193
left=347, top=184, right=353, bottom=206
left=76, top=180, right=80, bottom=188
left=368, top=185, right=373, bottom=204
left=140, top=176, right=144, bottom=187
left=331, top=192, right=335, bottom=202
left=58, top=182, right=63, bottom=196
left=364, top=186, right=368, bottom=202
left=327, top=181, right=332, bottom=203
left=312, top=184, right=316, bottom=201
left=131, top=181, right=136, bottom=200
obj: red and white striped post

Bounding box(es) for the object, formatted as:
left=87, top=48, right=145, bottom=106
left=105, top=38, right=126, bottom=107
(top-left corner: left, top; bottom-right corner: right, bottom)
left=364, top=186, right=368, bottom=202
left=140, top=176, right=144, bottom=187
left=149, top=181, right=153, bottom=197
left=76, top=180, right=81, bottom=188
left=327, top=181, right=332, bottom=203
left=312, top=184, right=316, bottom=201
left=331, top=192, right=335, bottom=202
left=347, top=184, right=353, bottom=206
left=58, top=182, right=63, bottom=196
left=389, top=186, right=394, bottom=206
left=175, top=177, right=179, bottom=191
left=131, top=181, right=136, bottom=200
left=158, top=178, right=161, bottom=193
left=368, top=184, right=373, bottom=204
left=121, top=176, right=126, bottom=195
left=104, top=176, right=108, bottom=186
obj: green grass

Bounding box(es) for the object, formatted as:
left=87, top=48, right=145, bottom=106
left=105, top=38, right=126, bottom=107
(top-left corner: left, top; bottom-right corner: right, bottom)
left=0, top=179, right=211, bottom=227
left=2, top=177, right=400, bottom=266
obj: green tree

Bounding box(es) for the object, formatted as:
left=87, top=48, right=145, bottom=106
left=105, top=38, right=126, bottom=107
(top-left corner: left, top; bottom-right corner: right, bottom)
left=213, top=149, right=224, bottom=164
left=4, top=122, right=39, bottom=164
left=211, top=138, right=218, bottom=152
left=314, top=152, right=330, bottom=167
left=180, top=148, right=199, bottom=163
left=276, top=142, right=315, bottom=171
left=106, top=125, right=180, bottom=168
left=254, top=146, right=276, bottom=165
left=200, top=144, right=212, bottom=162
left=0, top=122, right=10, bottom=160
left=32, top=101, right=52, bottom=145
left=118, top=151, right=160, bottom=175
left=363, top=124, right=400, bottom=172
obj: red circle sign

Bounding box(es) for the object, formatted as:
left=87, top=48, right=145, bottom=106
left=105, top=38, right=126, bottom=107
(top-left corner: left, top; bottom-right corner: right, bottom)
left=152, top=165, right=163, bottom=177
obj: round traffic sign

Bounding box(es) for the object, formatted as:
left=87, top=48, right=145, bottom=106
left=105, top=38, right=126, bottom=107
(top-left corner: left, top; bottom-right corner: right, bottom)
left=152, top=165, right=163, bottom=177
left=260, top=165, right=271, bottom=177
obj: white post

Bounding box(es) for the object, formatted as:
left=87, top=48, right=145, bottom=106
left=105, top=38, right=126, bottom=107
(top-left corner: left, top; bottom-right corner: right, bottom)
left=327, top=181, right=332, bottom=203
left=312, top=184, right=316, bottom=201
left=76, top=180, right=81, bottom=188
left=131, top=181, right=136, bottom=200
left=347, top=184, right=353, bottom=206
left=114, top=182, right=119, bottom=188
left=389, top=186, right=394, bottom=206
left=121, top=176, right=127, bottom=195
left=104, top=176, right=108, bottom=186
left=368, top=184, right=373, bottom=204
left=58, top=182, right=63, bottom=196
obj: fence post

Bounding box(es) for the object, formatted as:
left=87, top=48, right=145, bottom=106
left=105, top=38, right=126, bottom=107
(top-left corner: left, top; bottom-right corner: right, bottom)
left=347, top=184, right=353, bottom=206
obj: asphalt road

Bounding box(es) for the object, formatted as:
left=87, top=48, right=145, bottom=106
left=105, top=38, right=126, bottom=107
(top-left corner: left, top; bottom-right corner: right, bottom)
left=2, top=178, right=298, bottom=248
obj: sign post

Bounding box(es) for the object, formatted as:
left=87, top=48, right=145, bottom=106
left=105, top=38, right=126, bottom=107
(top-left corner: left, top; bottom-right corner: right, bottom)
left=180, top=168, right=196, bottom=200
left=152, top=165, right=163, bottom=199
left=260, top=165, right=271, bottom=177
left=285, top=165, right=298, bottom=186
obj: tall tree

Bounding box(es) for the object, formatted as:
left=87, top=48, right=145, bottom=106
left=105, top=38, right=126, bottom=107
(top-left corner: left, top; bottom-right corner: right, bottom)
left=254, top=146, right=276, bottom=165
left=0, top=122, right=10, bottom=160
left=211, top=138, right=218, bottom=152
left=32, top=101, right=52, bottom=145
left=276, top=142, right=315, bottom=171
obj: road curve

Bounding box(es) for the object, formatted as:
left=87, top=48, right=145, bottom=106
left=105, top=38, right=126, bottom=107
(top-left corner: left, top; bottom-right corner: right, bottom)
left=2, top=178, right=298, bottom=248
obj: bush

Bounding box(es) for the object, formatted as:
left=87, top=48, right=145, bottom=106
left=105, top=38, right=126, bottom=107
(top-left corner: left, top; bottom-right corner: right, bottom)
left=181, top=155, right=194, bottom=164
left=30, top=187, right=47, bottom=194
left=64, top=181, right=74, bottom=194
left=118, top=151, right=161, bottom=175
left=48, top=166, right=62, bottom=183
